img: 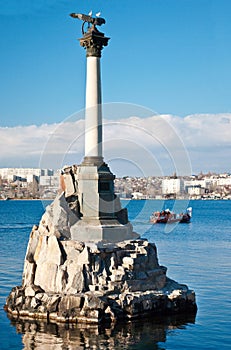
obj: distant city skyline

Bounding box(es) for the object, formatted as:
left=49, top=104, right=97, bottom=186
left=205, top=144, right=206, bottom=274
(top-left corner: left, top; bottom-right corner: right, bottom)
left=0, top=0, right=231, bottom=175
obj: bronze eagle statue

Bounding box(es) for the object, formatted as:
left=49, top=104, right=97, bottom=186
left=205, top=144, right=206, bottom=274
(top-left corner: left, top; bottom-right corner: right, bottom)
left=70, top=13, right=106, bottom=34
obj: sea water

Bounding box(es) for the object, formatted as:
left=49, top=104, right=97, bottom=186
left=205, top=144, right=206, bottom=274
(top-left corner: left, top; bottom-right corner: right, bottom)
left=0, top=199, right=230, bottom=349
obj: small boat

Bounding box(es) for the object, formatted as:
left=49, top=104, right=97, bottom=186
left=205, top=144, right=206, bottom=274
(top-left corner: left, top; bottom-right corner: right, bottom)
left=150, top=207, right=192, bottom=224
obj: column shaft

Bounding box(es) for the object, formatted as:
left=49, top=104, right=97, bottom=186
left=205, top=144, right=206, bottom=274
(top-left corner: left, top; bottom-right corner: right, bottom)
left=85, top=56, right=102, bottom=158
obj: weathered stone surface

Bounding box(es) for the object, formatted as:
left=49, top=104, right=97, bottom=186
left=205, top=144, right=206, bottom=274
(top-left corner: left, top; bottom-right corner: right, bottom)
left=59, top=295, right=83, bottom=312
left=77, top=246, right=90, bottom=265
left=39, top=193, right=79, bottom=239
left=22, top=260, right=36, bottom=287
left=25, top=229, right=40, bottom=263
left=25, top=285, right=43, bottom=297
left=34, top=262, right=58, bottom=292
left=64, top=263, right=85, bottom=293
left=5, top=235, right=197, bottom=324
left=46, top=295, right=60, bottom=312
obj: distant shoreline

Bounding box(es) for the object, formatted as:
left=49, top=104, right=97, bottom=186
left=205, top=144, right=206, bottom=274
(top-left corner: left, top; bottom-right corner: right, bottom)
left=0, top=197, right=230, bottom=202
left=0, top=198, right=53, bottom=201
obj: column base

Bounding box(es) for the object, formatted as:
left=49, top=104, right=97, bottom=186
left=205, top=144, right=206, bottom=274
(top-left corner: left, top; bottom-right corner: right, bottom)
left=70, top=218, right=140, bottom=243
left=82, top=156, right=104, bottom=167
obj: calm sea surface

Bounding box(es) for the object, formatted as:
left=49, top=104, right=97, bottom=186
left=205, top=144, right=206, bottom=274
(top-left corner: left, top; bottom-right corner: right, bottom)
left=0, top=199, right=230, bottom=349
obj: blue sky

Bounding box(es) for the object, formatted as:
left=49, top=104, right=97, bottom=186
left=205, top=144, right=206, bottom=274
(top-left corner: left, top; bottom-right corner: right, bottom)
left=0, top=0, right=231, bottom=174
left=1, top=0, right=231, bottom=126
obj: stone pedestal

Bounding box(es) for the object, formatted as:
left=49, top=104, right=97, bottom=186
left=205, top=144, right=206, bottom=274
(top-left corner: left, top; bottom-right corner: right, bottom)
left=77, top=161, right=115, bottom=219
left=72, top=161, right=139, bottom=242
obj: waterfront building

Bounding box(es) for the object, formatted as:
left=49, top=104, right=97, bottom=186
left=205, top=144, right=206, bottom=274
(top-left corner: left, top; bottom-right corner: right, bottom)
left=162, top=178, right=184, bottom=195
left=216, top=176, right=231, bottom=186
left=186, top=185, right=206, bottom=196
left=0, top=168, right=54, bottom=180
left=39, top=175, right=60, bottom=187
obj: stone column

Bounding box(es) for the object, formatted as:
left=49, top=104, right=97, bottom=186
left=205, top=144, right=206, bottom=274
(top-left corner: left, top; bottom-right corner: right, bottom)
left=79, top=24, right=109, bottom=165
left=85, top=56, right=102, bottom=158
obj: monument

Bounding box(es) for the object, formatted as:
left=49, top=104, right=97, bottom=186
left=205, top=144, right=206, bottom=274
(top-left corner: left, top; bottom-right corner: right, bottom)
left=68, top=12, right=138, bottom=243
left=5, top=13, right=197, bottom=324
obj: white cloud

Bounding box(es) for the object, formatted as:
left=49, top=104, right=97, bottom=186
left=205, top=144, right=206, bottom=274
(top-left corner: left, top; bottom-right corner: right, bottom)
left=0, top=113, right=231, bottom=175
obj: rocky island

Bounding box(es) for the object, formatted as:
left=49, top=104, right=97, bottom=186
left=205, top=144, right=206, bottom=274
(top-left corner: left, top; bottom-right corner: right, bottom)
left=5, top=191, right=196, bottom=324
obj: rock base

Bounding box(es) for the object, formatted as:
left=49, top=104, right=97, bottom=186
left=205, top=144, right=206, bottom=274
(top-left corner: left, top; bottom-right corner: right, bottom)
left=5, top=280, right=196, bottom=324
left=5, top=234, right=196, bottom=324
left=5, top=194, right=197, bottom=324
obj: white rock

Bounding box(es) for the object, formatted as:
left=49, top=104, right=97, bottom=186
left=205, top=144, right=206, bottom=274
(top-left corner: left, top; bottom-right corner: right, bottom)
left=47, top=236, right=63, bottom=265
left=64, top=262, right=84, bottom=293
left=122, top=256, right=134, bottom=268
left=22, top=260, right=35, bottom=287
left=77, top=246, right=90, bottom=265
left=43, top=193, right=79, bottom=239
left=34, top=262, right=58, bottom=292
left=25, top=286, right=36, bottom=297
left=25, top=229, right=40, bottom=262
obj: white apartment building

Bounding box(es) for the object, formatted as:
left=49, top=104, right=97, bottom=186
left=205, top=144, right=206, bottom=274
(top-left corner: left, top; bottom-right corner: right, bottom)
left=39, top=175, right=60, bottom=188
left=184, top=178, right=218, bottom=190
left=216, top=177, right=231, bottom=186
left=0, top=168, right=41, bottom=178
left=184, top=179, right=206, bottom=188
left=0, top=168, right=54, bottom=182
left=187, top=186, right=206, bottom=196
left=162, top=178, right=184, bottom=195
